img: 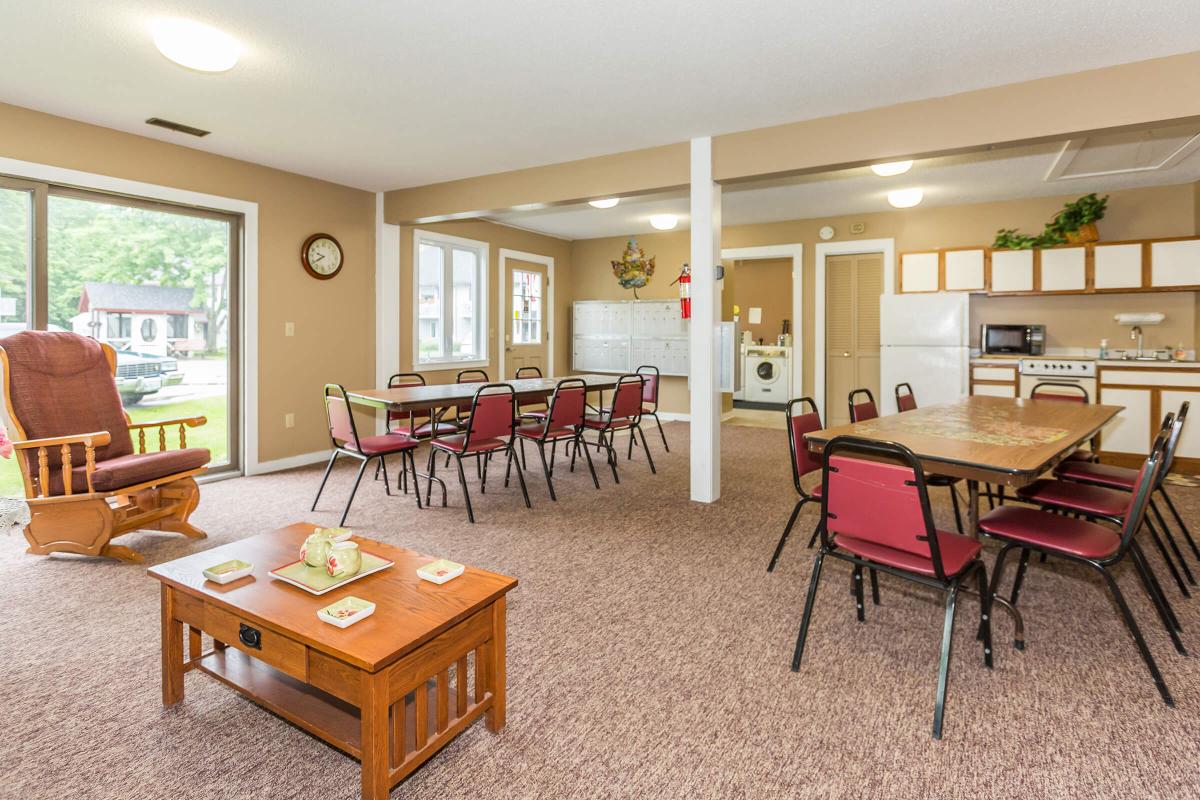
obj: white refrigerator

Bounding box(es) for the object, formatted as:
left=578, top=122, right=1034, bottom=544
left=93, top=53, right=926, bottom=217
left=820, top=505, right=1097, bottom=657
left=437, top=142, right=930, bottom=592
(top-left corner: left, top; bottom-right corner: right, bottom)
left=879, top=293, right=970, bottom=415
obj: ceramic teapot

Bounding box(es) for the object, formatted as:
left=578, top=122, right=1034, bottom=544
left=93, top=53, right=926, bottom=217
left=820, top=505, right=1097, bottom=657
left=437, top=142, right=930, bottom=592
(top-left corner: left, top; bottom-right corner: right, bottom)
left=326, top=541, right=362, bottom=578
left=300, top=530, right=335, bottom=568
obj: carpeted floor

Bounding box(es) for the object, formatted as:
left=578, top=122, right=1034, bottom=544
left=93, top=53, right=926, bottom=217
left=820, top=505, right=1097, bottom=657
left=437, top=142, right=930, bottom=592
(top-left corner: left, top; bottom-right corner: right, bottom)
left=3, top=422, right=1200, bottom=799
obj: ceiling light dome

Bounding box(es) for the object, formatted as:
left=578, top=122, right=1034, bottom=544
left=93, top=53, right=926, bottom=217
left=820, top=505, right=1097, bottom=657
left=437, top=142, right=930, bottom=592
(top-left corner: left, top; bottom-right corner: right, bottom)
left=588, top=198, right=620, bottom=209
left=887, top=188, right=924, bottom=209
left=151, top=18, right=241, bottom=73
left=871, top=160, right=914, bottom=177
left=649, top=214, right=678, bottom=230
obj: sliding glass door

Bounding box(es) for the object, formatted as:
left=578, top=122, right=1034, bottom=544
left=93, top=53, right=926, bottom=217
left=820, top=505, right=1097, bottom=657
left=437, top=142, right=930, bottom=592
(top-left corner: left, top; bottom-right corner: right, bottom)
left=0, top=177, right=240, bottom=495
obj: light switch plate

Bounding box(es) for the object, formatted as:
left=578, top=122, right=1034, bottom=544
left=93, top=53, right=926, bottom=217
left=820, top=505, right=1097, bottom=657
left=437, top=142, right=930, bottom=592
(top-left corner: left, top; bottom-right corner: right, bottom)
left=285, top=322, right=295, bottom=337
left=284, top=413, right=295, bottom=429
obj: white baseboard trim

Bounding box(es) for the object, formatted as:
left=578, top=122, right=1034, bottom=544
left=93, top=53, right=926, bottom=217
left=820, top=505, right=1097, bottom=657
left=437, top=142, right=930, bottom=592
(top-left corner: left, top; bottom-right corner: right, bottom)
left=655, top=412, right=691, bottom=422
left=249, top=449, right=331, bottom=475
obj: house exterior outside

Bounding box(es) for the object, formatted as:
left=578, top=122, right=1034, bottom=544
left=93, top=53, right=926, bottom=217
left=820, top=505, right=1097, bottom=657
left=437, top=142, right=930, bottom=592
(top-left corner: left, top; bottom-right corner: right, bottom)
left=71, top=282, right=206, bottom=357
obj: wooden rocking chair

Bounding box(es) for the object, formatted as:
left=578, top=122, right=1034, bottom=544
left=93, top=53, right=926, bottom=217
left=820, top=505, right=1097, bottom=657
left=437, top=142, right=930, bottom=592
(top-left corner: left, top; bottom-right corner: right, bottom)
left=0, top=331, right=212, bottom=562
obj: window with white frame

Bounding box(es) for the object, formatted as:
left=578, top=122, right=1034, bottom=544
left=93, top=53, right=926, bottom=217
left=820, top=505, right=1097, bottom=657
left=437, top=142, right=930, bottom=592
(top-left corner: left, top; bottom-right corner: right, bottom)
left=415, top=231, right=486, bottom=367
left=511, top=269, right=542, bottom=344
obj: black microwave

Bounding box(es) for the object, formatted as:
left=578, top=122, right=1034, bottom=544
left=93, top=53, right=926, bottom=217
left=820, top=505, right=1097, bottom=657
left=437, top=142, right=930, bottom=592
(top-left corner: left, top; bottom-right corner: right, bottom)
left=982, top=324, right=1045, bottom=355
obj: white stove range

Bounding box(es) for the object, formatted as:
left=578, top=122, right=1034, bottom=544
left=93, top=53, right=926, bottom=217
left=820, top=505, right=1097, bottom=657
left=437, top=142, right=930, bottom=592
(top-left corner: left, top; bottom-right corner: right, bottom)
left=1018, top=358, right=1097, bottom=400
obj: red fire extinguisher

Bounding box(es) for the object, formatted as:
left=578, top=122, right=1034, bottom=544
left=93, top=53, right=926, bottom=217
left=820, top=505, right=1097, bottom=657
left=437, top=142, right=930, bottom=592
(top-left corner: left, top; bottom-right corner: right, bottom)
left=677, top=264, right=691, bottom=320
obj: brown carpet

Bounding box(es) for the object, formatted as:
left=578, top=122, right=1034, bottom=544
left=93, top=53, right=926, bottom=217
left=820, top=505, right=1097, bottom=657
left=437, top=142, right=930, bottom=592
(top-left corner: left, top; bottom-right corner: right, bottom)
left=3, top=423, right=1200, bottom=799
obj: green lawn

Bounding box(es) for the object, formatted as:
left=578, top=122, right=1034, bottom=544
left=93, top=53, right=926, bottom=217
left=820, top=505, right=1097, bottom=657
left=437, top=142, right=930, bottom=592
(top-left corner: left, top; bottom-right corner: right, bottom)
left=0, top=394, right=229, bottom=498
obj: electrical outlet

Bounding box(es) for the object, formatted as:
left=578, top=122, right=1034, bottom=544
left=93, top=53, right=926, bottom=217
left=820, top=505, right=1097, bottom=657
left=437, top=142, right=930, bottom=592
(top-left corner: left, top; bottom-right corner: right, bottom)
left=285, top=321, right=295, bottom=337
left=284, top=413, right=295, bottom=429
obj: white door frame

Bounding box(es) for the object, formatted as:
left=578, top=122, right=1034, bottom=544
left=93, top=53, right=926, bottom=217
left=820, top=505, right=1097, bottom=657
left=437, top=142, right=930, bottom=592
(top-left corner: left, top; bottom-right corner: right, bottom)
left=498, top=248, right=555, bottom=379
left=813, top=238, right=895, bottom=422
left=720, top=244, right=803, bottom=399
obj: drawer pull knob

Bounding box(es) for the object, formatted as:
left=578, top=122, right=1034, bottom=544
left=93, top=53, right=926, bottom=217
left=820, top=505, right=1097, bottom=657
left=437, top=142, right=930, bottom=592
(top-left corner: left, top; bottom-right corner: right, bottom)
left=238, top=623, right=262, bottom=650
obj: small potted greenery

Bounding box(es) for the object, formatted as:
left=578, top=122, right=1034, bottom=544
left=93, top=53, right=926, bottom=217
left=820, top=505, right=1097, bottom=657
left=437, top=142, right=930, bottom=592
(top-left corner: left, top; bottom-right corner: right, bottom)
left=991, top=193, right=1108, bottom=249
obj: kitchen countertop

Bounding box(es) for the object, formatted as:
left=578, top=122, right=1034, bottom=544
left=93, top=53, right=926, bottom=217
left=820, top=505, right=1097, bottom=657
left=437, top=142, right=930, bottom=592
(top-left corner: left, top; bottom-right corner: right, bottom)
left=970, top=356, right=1199, bottom=368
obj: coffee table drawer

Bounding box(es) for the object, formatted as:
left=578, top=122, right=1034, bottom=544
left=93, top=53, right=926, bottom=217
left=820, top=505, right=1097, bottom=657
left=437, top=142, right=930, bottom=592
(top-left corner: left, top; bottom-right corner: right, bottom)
left=205, top=605, right=308, bottom=682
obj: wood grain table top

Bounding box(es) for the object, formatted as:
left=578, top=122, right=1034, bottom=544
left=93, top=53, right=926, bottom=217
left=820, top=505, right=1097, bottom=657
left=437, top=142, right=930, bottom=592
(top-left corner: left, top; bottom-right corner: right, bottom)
left=346, top=374, right=621, bottom=412
left=148, top=523, right=517, bottom=671
left=804, top=396, right=1123, bottom=484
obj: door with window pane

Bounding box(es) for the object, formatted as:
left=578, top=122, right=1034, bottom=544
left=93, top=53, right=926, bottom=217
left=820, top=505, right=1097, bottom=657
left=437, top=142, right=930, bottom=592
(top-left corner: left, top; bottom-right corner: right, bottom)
left=504, top=260, right=547, bottom=378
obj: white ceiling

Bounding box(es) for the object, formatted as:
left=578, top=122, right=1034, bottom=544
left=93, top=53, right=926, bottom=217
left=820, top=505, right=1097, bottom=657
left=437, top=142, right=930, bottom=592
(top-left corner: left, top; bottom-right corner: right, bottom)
left=1, top=1, right=1200, bottom=191
left=488, top=131, right=1200, bottom=239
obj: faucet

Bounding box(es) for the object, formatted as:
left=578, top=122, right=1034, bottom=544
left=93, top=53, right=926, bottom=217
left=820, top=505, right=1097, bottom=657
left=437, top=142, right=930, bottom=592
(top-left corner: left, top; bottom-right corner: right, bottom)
left=1131, top=325, right=1144, bottom=358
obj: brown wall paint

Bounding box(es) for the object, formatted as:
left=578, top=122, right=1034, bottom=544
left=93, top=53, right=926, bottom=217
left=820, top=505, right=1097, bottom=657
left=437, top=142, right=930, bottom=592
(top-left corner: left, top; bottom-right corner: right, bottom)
left=384, top=52, right=1200, bottom=221
left=397, top=221, right=573, bottom=383
left=569, top=183, right=1198, bottom=414
left=0, top=101, right=376, bottom=463
left=728, top=258, right=793, bottom=345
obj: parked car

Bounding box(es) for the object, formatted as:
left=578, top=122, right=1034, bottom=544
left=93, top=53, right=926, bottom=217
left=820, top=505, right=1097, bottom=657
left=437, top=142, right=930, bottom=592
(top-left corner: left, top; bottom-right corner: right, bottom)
left=115, top=350, right=184, bottom=405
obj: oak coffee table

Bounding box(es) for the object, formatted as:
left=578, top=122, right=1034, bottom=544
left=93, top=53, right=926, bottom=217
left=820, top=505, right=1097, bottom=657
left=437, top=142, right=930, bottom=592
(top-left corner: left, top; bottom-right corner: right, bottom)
left=149, top=523, right=517, bottom=799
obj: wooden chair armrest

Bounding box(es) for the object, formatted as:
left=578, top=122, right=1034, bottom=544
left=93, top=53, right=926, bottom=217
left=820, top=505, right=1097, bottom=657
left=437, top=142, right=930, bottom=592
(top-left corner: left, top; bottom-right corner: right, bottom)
left=12, top=431, right=112, bottom=449
left=127, top=417, right=207, bottom=453
left=13, top=432, right=110, bottom=498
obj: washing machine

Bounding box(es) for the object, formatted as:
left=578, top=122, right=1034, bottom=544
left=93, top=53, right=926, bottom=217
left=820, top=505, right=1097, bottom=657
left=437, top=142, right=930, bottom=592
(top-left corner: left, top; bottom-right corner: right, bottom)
left=743, top=346, right=791, bottom=405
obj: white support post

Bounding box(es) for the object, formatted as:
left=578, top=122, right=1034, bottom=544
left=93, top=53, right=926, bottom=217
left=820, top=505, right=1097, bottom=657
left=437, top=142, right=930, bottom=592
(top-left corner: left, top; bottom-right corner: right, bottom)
left=689, top=137, right=721, bottom=503
left=374, top=192, right=400, bottom=433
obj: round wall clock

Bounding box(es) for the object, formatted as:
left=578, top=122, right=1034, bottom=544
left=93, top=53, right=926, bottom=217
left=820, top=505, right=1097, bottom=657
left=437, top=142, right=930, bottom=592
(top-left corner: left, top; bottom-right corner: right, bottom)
left=301, top=233, right=344, bottom=280
left=818, top=225, right=835, bottom=241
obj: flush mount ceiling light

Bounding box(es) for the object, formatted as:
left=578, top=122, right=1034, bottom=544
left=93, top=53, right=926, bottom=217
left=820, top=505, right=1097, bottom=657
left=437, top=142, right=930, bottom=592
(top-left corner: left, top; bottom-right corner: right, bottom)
left=151, top=18, right=241, bottom=72
left=588, top=198, right=620, bottom=209
left=649, top=214, right=678, bottom=230
left=871, top=160, right=914, bottom=177
left=887, top=188, right=924, bottom=208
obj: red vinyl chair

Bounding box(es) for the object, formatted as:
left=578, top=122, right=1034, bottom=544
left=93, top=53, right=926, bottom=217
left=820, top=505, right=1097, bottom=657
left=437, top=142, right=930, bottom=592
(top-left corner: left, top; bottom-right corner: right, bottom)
left=847, top=388, right=878, bottom=422
left=767, top=397, right=824, bottom=572
left=513, top=377, right=599, bottom=499
left=791, top=435, right=993, bottom=739
left=583, top=374, right=653, bottom=484
left=453, top=369, right=489, bottom=431
left=1056, top=401, right=1199, bottom=565
left=312, top=384, right=424, bottom=525
left=1031, top=381, right=1098, bottom=463
left=385, top=372, right=458, bottom=439
left=894, top=382, right=917, bottom=412
left=978, top=430, right=1177, bottom=706
left=637, top=365, right=669, bottom=452
left=514, top=366, right=549, bottom=424
left=427, top=383, right=530, bottom=524
left=885, top=383, right=965, bottom=533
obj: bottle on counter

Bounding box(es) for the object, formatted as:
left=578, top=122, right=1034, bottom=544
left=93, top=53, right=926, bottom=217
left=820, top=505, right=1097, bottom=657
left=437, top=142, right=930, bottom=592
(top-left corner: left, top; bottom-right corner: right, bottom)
left=1175, top=342, right=1187, bottom=361
left=1099, top=339, right=1108, bottom=360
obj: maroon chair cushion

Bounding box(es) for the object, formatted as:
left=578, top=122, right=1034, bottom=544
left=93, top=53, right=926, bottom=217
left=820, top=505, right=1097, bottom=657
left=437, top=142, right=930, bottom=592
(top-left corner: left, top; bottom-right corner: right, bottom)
left=520, top=410, right=549, bottom=421
left=834, top=530, right=981, bottom=578
left=347, top=434, right=418, bottom=456
left=49, top=447, right=210, bottom=495
left=431, top=434, right=507, bottom=454
left=515, top=422, right=577, bottom=441
left=583, top=413, right=633, bottom=430
left=978, top=506, right=1120, bottom=560
left=1054, top=460, right=1136, bottom=490
left=389, top=420, right=459, bottom=439
left=1017, top=478, right=1130, bottom=519
left=1, top=332, right=135, bottom=478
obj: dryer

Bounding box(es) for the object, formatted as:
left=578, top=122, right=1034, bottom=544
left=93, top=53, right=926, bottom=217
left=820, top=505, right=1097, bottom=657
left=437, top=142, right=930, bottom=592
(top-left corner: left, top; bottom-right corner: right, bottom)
left=743, top=346, right=791, bottom=405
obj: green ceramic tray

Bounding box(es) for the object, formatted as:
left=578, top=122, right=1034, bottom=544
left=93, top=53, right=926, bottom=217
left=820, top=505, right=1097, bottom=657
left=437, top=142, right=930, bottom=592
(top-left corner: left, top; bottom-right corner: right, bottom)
left=269, top=551, right=393, bottom=595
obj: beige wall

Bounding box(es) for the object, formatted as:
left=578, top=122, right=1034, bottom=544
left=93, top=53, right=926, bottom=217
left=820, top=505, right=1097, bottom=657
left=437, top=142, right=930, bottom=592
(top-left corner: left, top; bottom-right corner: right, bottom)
left=397, top=220, right=572, bottom=383
left=569, top=183, right=1199, bottom=413
left=0, top=102, right=376, bottom=463
left=727, top=258, right=793, bottom=344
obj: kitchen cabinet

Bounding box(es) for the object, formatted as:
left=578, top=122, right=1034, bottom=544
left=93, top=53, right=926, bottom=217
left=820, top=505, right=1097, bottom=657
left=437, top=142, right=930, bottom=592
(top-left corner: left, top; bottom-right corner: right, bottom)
left=943, top=249, right=986, bottom=291
left=1038, top=246, right=1086, bottom=292
left=899, top=252, right=939, bottom=293
left=1149, top=239, right=1200, bottom=288
left=969, top=363, right=1018, bottom=398
left=1097, top=364, right=1200, bottom=472
left=1093, top=243, right=1142, bottom=289
left=989, top=249, right=1034, bottom=293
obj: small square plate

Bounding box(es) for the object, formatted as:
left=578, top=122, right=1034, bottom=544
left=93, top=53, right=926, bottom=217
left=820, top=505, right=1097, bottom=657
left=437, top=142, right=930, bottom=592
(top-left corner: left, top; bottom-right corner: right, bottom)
left=202, top=559, right=253, bottom=584
left=318, top=596, right=376, bottom=628
left=417, top=559, right=465, bottom=585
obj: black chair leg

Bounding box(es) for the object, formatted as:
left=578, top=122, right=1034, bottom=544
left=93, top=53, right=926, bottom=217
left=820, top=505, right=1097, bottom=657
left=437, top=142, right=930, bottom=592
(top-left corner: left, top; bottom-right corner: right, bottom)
left=339, top=458, right=369, bottom=526
left=1161, top=488, right=1200, bottom=560
left=603, top=432, right=620, bottom=484
left=380, top=457, right=391, bottom=496
left=767, top=499, right=805, bottom=572
left=578, top=434, right=600, bottom=488
left=975, top=565, right=994, bottom=668
left=480, top=453, right=489, bottom=494
left=637, top=426, right=656, bottom=474
left=1146, top=517, right=1191, bottom=597
left=790, top=551, right=826, bottom=671
left=853, top=565, right=865, bottom=622
left=869, top=567, right=881, bottom=606
left=425, top=447, right=437, bottom=505
left=932, top=585, right=959, bottom=740
left=652, top=411, right=668, bottom=452
left=1129, top=542, right=1185, bottom=653
left=312, top=452, right=338, bottom=510
left=1010, top=548, right=1032, bottom=606
left=406, top=450, right=423, bottom=509
left=978, top=543, right=1016, bottom=645
left=948, top=486, right=964, bottom=534
left=1096, top=565, right=1174, bottom=706
left=454, top=455, right=475, bottom=523
left=1151, top=500, right=1196, bottom=585
left=627, top=428, right=635, bottom=460
left=537, top=442, right=556, bottom=501
left=520, top=437, right=527, bottom=470
left=1130, top=540, right=1181, bottom=633
left=509, top=445, right=532, bottom=508
left=550, top=439, right=558, bottom=473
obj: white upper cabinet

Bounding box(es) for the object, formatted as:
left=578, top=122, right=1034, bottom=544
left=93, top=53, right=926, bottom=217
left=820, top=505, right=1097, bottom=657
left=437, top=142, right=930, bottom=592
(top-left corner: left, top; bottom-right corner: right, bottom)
left=989, top=249, right=1034, bottom=292
left=1093, top=243, right=1143, bottom=289
left=943, top=249, right=985, bottom=291
left=1038, top=247, right=1086, bottom=292
left=1150, top=239, right=1200, bottom=287
left=899, top=252, right=939, bottom=293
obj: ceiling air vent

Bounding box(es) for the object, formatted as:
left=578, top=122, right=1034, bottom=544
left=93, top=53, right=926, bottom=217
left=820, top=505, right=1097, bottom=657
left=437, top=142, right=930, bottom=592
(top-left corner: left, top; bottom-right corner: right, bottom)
left=145, top=117, right=210, bottom=137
